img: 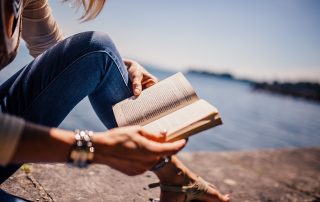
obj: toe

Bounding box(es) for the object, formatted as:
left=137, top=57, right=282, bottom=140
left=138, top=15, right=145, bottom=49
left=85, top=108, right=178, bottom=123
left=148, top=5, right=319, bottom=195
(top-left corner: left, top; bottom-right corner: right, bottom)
left=221, top=194, right=231, bottom=202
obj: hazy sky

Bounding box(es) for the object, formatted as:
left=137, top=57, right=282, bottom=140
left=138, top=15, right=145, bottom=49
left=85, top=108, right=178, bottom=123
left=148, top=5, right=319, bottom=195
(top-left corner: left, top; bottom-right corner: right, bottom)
left=48, top=0, right=320, bottom=82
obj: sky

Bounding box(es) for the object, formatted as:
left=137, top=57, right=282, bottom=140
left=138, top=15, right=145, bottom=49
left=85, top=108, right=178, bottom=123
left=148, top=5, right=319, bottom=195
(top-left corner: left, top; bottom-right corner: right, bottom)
left=47, top=0, right=320, bottom=82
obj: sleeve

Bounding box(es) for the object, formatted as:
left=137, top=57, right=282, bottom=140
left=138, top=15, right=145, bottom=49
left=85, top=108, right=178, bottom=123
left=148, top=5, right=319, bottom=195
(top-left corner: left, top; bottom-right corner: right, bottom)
left=0, top=113, right=25, bottom=166
left=21, top=0, right=65, bottom=58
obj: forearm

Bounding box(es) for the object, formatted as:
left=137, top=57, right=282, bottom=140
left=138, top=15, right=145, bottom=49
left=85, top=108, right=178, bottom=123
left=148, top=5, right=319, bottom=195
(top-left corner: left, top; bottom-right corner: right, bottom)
left=22, top=0, right=65, bottom=57
left=10, top=122, right=74, bottom=164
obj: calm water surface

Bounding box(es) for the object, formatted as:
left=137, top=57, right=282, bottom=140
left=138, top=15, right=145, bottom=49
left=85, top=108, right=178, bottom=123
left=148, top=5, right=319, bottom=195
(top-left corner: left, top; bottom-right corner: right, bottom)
left=1, top=46, right=320, bottom=151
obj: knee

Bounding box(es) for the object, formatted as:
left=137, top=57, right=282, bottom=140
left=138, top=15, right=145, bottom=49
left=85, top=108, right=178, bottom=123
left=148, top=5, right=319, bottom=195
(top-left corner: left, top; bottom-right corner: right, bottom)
left=88, top=31, right=122, bottom=65
left=65, top=31, right=123, bottom=68
left=86, top=31, right=117, bottom=53
left=67, top=31, right=120, bottom=59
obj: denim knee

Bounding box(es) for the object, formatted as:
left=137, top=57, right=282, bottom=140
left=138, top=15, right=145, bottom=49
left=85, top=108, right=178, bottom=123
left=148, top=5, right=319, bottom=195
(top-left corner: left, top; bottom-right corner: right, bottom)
left=87, top=31, right=116, bottom=52
left=74, top=31, right=123, bottom=68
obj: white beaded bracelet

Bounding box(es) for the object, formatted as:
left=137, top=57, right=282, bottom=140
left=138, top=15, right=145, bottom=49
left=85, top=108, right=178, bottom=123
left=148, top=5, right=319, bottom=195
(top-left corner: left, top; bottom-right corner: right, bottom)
left=68, top=130, right=94, bottom=167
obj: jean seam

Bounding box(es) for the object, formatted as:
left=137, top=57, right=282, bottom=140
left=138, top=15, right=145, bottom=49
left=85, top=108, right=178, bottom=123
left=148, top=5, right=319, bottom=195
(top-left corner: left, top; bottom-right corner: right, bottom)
left=22, top=49, right=120, bottom=117
left=101, top=46, right=131, bottom=94
left=92, top=53, right=132, bottom=96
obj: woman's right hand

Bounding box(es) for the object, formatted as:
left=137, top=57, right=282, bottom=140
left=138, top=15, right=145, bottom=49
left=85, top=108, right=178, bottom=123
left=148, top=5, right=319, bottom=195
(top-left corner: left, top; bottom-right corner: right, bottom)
left=93, top=126, right=186, bottom=176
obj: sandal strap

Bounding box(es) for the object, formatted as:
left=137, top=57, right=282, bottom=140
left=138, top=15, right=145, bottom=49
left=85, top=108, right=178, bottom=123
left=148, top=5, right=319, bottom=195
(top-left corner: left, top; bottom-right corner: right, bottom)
left=160, top=184, right=189, bottom=193
left=148, top=182, right=161, bottom=189
left=148, top=182, right=189, bottom=193
left=185, top=176, right=210, bottom=201
left=148, top=176, right=212, bottom=202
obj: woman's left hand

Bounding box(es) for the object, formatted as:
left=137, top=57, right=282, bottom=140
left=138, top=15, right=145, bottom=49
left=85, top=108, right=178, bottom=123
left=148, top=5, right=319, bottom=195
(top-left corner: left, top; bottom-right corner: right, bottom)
left=124, top=59, right=158, bottom=96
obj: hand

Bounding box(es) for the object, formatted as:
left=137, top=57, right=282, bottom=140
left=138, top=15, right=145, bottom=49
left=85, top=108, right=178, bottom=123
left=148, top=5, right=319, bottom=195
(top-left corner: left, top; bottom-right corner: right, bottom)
left=93, top=126, right=186, bottom=176
left=124, top=59, right=158, bottom=96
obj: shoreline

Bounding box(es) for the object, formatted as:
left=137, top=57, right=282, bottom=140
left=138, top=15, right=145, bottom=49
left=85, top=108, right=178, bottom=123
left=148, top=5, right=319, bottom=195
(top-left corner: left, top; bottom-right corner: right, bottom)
left=187, top=69, right=320, bottom=102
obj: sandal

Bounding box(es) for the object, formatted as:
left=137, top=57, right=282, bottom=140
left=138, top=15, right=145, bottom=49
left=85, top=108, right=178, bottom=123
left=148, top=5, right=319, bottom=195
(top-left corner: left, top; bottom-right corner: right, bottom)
left=148, top=176, right=216, bottom=202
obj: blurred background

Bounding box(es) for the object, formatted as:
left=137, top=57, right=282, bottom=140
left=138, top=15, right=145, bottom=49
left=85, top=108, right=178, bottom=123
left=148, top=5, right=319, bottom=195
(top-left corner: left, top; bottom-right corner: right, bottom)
left=0, top=0, right=319, bottom=151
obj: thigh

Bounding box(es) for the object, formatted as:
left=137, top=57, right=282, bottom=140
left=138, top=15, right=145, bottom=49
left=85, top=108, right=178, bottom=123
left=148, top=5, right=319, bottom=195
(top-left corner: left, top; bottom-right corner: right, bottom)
left=1, top=31, right=132, bottom=128
left=0, top=31, right=133, bottom=184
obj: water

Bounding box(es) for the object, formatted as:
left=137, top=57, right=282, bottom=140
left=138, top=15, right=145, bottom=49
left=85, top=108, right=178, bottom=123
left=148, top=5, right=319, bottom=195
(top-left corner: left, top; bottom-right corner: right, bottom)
left=145, top=69, right=320, bottom=151
left=1, top=45, right=320, bottom=151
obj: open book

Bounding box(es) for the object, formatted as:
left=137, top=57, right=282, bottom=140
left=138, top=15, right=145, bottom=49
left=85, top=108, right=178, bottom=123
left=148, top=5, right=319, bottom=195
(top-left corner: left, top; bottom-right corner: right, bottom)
left=112, top=72, right=222, bottom=142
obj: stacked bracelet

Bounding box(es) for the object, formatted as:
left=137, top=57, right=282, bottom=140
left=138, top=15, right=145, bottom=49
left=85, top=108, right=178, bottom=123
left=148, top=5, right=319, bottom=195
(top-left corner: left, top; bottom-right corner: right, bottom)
left=68, top=130, right=94, bottom=168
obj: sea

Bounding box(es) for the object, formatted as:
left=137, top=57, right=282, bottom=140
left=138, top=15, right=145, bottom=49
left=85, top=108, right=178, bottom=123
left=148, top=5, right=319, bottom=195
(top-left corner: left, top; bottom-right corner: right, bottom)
left=1, top=45, right=320, bottom=151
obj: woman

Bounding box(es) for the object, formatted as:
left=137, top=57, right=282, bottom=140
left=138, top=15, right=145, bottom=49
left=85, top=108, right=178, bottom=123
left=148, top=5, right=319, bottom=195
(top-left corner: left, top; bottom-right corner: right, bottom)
left=0, top=0, right=230, bottom=201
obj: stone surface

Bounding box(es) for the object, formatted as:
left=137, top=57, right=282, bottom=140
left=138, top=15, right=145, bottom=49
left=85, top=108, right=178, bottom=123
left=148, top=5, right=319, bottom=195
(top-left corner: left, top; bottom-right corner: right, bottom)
left=1, top=148, right=320, bottom=202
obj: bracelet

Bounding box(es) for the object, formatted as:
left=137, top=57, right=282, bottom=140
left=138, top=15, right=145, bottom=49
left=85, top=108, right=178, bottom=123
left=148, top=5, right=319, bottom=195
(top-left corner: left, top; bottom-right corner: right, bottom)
left=149, top=156, right=171, bottom=171
left=68, top=130, right=94, bottom=168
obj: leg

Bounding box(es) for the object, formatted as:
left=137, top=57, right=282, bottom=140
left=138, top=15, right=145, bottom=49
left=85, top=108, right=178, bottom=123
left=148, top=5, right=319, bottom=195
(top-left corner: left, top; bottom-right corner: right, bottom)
left=0, top=31, right=132, bottom=183
left=154, top=156, right=230, bottom=202
left=2, top=31, right=132, bottom=127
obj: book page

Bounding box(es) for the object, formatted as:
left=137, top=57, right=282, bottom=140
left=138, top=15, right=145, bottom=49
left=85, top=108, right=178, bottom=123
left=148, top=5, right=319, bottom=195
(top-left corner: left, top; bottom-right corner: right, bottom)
left=113, top=72, right=198, bottom=126
left=142, top=99, right=222, bottom=141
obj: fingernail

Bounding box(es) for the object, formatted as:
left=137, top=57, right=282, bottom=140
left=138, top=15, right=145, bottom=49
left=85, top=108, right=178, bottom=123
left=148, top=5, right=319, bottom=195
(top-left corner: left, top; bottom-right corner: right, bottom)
left=134, top=88, right=140, bottom=95
left=160, top=129, right=167, bottom=135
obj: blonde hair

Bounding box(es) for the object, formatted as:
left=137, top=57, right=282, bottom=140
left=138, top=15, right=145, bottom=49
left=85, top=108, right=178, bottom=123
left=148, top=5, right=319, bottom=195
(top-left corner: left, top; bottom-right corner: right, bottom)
left=64, top=0, right=106, bottom=21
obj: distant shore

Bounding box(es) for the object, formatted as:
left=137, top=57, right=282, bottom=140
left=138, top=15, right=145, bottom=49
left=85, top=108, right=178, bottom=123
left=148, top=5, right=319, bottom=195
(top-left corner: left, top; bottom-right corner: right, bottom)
left=188, top=69, right=320, bottom=102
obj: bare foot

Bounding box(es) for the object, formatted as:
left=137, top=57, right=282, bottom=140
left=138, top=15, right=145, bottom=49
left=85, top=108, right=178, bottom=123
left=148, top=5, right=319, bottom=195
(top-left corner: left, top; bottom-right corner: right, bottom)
left=159, top=177, right=230, bottom=202
left=154, top=156, right=230, bottom=202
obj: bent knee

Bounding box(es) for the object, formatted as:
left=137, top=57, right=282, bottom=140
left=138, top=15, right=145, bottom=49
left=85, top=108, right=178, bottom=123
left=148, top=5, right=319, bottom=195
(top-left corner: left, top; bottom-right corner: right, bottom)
left=87, top=31, right=117, bottom=52
left=65, top=31, right=118, bottom=57
left=63, top=31, right=123, bottom=68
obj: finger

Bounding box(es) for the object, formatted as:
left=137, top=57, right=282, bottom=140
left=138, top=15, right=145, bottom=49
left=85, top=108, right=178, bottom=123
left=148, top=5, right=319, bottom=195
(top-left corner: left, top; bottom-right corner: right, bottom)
left=142, top=138, right=187, bottom=156
left=142, top=71, right=158, bottom=83
left=117, top=125, right=142, bottom=132
left=142, top=79, right=157, bottom=89
left=160, top=129, right=167, bottom=136
left=132, top=73, right=143, bottom=96
left=140, top=129, right=166, bottom=143
left=105, top=145, right=161, bottom=165
left=141, top=78, right=157, bottom=85
left=104, top=155, right=148, bottom=176
left=144, top=82, right=156, bottom=88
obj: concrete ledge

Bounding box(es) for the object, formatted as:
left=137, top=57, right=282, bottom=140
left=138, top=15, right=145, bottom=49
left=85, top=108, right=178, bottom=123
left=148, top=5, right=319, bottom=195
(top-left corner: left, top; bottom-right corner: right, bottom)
left=1, top=147, right=320, bottom=201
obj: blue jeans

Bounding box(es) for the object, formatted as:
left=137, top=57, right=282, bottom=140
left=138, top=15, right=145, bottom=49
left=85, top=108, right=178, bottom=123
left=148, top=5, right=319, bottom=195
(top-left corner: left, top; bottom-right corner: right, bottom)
left=0, top=31, right=133, bottom=184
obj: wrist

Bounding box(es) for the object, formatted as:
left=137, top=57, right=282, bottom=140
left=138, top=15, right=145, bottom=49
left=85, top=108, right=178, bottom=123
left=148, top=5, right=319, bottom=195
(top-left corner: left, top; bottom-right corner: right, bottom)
left=91, top=131, right=112, bottom=164
left=12, top=124, right=75, bottom=164
left=50, top=128, right=75, bottom=162
left=50, top=128, right=75, bottom=146
left=68, top=130, right=95, bottom=167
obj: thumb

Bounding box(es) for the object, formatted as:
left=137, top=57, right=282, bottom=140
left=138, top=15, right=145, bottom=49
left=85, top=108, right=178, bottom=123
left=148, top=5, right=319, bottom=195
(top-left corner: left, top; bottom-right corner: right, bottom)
left=140, top=129, right=166, bottom=143
left=132, top=73, right=143, bottom=96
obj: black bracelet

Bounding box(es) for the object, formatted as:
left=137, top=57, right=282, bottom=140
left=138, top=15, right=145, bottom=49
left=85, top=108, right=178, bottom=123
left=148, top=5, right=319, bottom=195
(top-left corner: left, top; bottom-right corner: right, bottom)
left=149, top=156, right=172, bottom=171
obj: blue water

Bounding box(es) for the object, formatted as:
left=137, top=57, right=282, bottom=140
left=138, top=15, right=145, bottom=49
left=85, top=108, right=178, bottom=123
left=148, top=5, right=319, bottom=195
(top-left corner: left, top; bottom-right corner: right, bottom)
left=1, top=46, right=320, bottom=151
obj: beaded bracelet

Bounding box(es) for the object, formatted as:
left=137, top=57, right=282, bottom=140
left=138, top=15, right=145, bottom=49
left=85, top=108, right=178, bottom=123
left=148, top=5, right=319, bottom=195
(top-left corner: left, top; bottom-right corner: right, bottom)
left=68, top=130, right=94, bottom=168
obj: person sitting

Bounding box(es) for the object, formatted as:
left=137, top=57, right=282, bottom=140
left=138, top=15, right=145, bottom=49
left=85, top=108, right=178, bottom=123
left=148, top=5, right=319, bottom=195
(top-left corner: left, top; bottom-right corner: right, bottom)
left=0, top=0, right=230, bottom=201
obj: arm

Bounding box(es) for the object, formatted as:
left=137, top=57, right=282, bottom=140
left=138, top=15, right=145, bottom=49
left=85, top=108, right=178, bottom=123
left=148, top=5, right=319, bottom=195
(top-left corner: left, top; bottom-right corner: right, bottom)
left=10, top=122, right=74, bottom=163
left=22, top=0, right=64, bottom=58
left=10, top=122, right=186, bottom=176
